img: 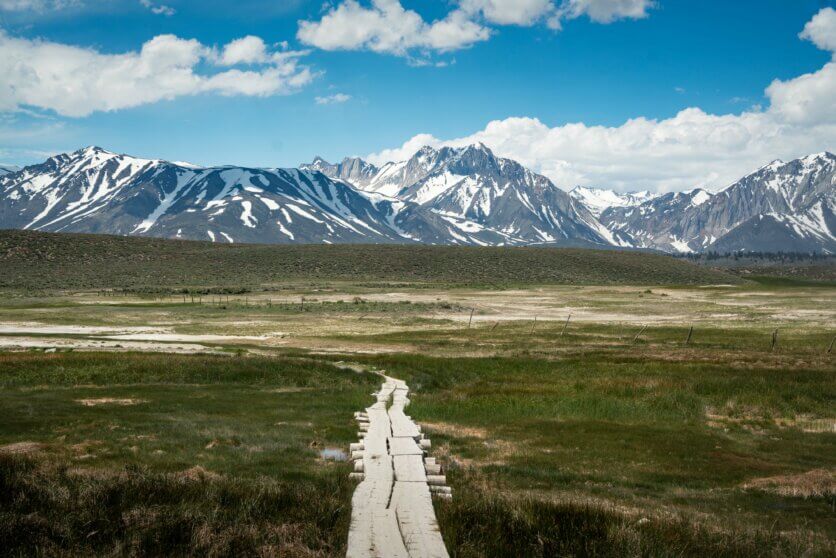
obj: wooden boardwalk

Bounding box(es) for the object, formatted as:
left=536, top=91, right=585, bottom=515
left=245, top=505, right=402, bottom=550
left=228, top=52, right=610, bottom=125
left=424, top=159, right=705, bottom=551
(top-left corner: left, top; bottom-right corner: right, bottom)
left=346, top=377, right=450, bottom=558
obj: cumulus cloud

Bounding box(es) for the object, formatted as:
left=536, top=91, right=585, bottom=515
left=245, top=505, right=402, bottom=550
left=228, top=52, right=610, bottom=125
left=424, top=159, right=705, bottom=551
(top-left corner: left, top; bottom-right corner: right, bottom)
left=460, top=0, right=652, bottom=28
left=218, top=35, right=269, bottom=65
left=297, top=0, right=490, bottom=55
left=297, top=0, right=654, bottom=57
left=799, top=6, right=836, bottom=52
left=556, top=0, right=653, bottom=24
left=315, top=93, right=352, bottom=105
left=367, top=8, right=835, bottom=193
left=459, top=0, right=555, bottom=26
left=0, top=31, right=315, bottom=117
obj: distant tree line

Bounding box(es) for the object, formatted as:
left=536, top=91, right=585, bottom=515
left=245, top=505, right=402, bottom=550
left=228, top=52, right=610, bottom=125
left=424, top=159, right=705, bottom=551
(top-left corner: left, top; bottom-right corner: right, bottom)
left=673, top=251, right=834, bottom=264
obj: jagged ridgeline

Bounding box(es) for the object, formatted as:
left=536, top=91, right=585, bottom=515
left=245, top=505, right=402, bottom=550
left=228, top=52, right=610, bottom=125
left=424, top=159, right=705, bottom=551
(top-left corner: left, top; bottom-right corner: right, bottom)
left=572, top=153, right=836, bottom=253
left=1, top=144, right=833, bottom=252
left=0, top=230, right=740, bottom=290
left=0, top=144, right=609, bottom=247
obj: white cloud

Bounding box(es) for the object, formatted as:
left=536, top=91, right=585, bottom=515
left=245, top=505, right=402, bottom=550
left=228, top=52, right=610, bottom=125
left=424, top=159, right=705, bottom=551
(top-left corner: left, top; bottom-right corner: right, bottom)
left=315, top=93, right=352, bottom=105
left=799, top=6, right=836, bottom=52
left=218, top=35, right=269, bottom=65
left=140, top=0, right=175, bottom=17
left=0, top=0, right=78, bottom=11
left=765, top=60, right=836, bottom=126
left=298, top=0, right=653, bottom=57
left=459, top=0, right=653, bottom=28
left=297, top=0, right=490, bottom=55
left=367, top=8, right=835, bottom=193
left=0, top=31, right=315, bottom=117
left=557, top=0, right=653, bottom=24
left=459, top=0, right=555, bottom=26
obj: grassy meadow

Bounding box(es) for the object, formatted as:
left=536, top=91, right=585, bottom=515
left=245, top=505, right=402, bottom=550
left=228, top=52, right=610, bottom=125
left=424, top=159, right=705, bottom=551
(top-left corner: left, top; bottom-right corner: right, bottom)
left=0, top=232, right=833, bottom=556
left=0, top=352, right=378, bottom=556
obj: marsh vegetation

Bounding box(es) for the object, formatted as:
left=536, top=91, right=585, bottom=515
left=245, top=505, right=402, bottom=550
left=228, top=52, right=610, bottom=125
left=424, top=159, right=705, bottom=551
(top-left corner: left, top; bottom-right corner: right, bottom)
left=0, top=234, right=832, bottom=556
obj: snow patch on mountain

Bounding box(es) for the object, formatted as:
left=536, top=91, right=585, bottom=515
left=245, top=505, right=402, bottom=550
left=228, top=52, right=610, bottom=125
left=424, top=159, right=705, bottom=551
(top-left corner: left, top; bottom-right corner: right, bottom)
left=3, top=146, right=833, bottom=252
left=569, top=186, right=658, bottom=217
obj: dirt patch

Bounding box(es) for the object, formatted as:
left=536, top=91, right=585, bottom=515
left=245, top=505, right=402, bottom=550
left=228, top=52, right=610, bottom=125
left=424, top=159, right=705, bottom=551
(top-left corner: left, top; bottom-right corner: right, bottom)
left=103, top=333, right=275, bottom=343
left=742, top=469, right=835, bottom=498
left=774, top=416, right=836, bottom=433
left=0, top=336, right=215, bottom=353
left=0, top=441, right=45, bottom=454
left=0, top=322, right=161, bottom=336
left=76, top=398, right=147, bottom=407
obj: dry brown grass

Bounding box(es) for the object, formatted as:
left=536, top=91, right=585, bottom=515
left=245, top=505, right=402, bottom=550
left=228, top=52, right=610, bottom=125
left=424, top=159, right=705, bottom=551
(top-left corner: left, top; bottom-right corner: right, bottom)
left=0, top=441, right=45, bottom=454
left=75, top=397, right=147, bottom=406
left=422, top=421, right=489, bottom=439
left=742, top=469, right=835, bottom=498
left=176, top=465, right=222, bottom=482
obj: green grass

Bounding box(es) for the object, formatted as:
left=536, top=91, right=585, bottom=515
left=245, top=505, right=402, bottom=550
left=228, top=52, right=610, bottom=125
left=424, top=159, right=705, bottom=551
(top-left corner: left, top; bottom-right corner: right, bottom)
left=2, top=335, right=834, bottom=555
left=0, top=256, right=832, bottom=556
left=0, top=352, right=379, bottom=556
left=435, top=480, right=814, bottom=558
left=329, top=318, right=836, bottom=357
left=0, top=229, right=740, bottom=290
left=326, top=345, right=835, bottom=555
left=0, top=352, right=379, bottom=477
left=0, top=455, right=353, bottom=557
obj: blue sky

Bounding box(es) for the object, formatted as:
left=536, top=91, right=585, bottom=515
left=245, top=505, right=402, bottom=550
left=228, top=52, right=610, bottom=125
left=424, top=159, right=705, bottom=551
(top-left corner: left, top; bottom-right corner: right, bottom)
left=0, top=0, right=834, bottom=191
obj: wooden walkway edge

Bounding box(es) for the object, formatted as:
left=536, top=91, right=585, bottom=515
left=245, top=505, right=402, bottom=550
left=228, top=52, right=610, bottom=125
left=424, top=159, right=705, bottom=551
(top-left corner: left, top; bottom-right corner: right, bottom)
left=346, top=377, right=450, bottom=558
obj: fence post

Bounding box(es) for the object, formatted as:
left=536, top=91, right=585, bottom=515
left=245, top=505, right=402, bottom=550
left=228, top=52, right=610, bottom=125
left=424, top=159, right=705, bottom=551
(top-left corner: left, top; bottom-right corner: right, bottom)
left=561, top=313, right=571, bottom=336
left=633, top=325, right=647, bottom=344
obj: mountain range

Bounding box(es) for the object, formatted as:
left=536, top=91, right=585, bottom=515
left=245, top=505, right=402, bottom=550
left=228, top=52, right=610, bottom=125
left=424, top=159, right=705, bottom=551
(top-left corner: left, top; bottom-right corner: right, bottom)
left=0, top=145, right=833, bottom=253
left=596, top=153, right=836, bottom=253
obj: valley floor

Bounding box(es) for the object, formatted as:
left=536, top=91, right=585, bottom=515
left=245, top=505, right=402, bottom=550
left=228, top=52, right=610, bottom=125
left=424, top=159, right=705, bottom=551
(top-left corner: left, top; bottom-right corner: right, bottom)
left=0, top=282, right=833, bottom=556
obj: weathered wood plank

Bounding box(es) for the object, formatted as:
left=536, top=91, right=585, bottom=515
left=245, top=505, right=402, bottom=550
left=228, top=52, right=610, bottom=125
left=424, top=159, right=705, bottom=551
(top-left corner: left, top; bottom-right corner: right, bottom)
left=347, top=375, right=449, bottom=558
left=389, top=407, right=421, bottom=438
left=391, top=482, right=448, bottom=558
left=389, top=436, right=424, bottom=456
left=394, top=454, right=427, bottom=482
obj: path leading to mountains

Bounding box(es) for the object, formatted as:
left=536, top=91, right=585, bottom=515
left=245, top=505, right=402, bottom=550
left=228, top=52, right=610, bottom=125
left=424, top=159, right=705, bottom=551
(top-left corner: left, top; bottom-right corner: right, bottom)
left=346, top=376, right=450, bottom=558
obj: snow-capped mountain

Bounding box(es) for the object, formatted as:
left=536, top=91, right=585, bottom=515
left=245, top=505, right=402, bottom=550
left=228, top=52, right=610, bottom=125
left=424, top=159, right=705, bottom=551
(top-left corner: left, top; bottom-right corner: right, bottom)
left=0, top=146, right=507, bottom=245
left=568, top=186, right=658, bottom=217
left=600, top=188, right=715, bottom=252
left=303, top=144, right=615, bottom=246
left=600, top=153, right=836, bottom=253
left=1, top=146, right=832, bottom=252
left=303, top=156, right=380, bottom=188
